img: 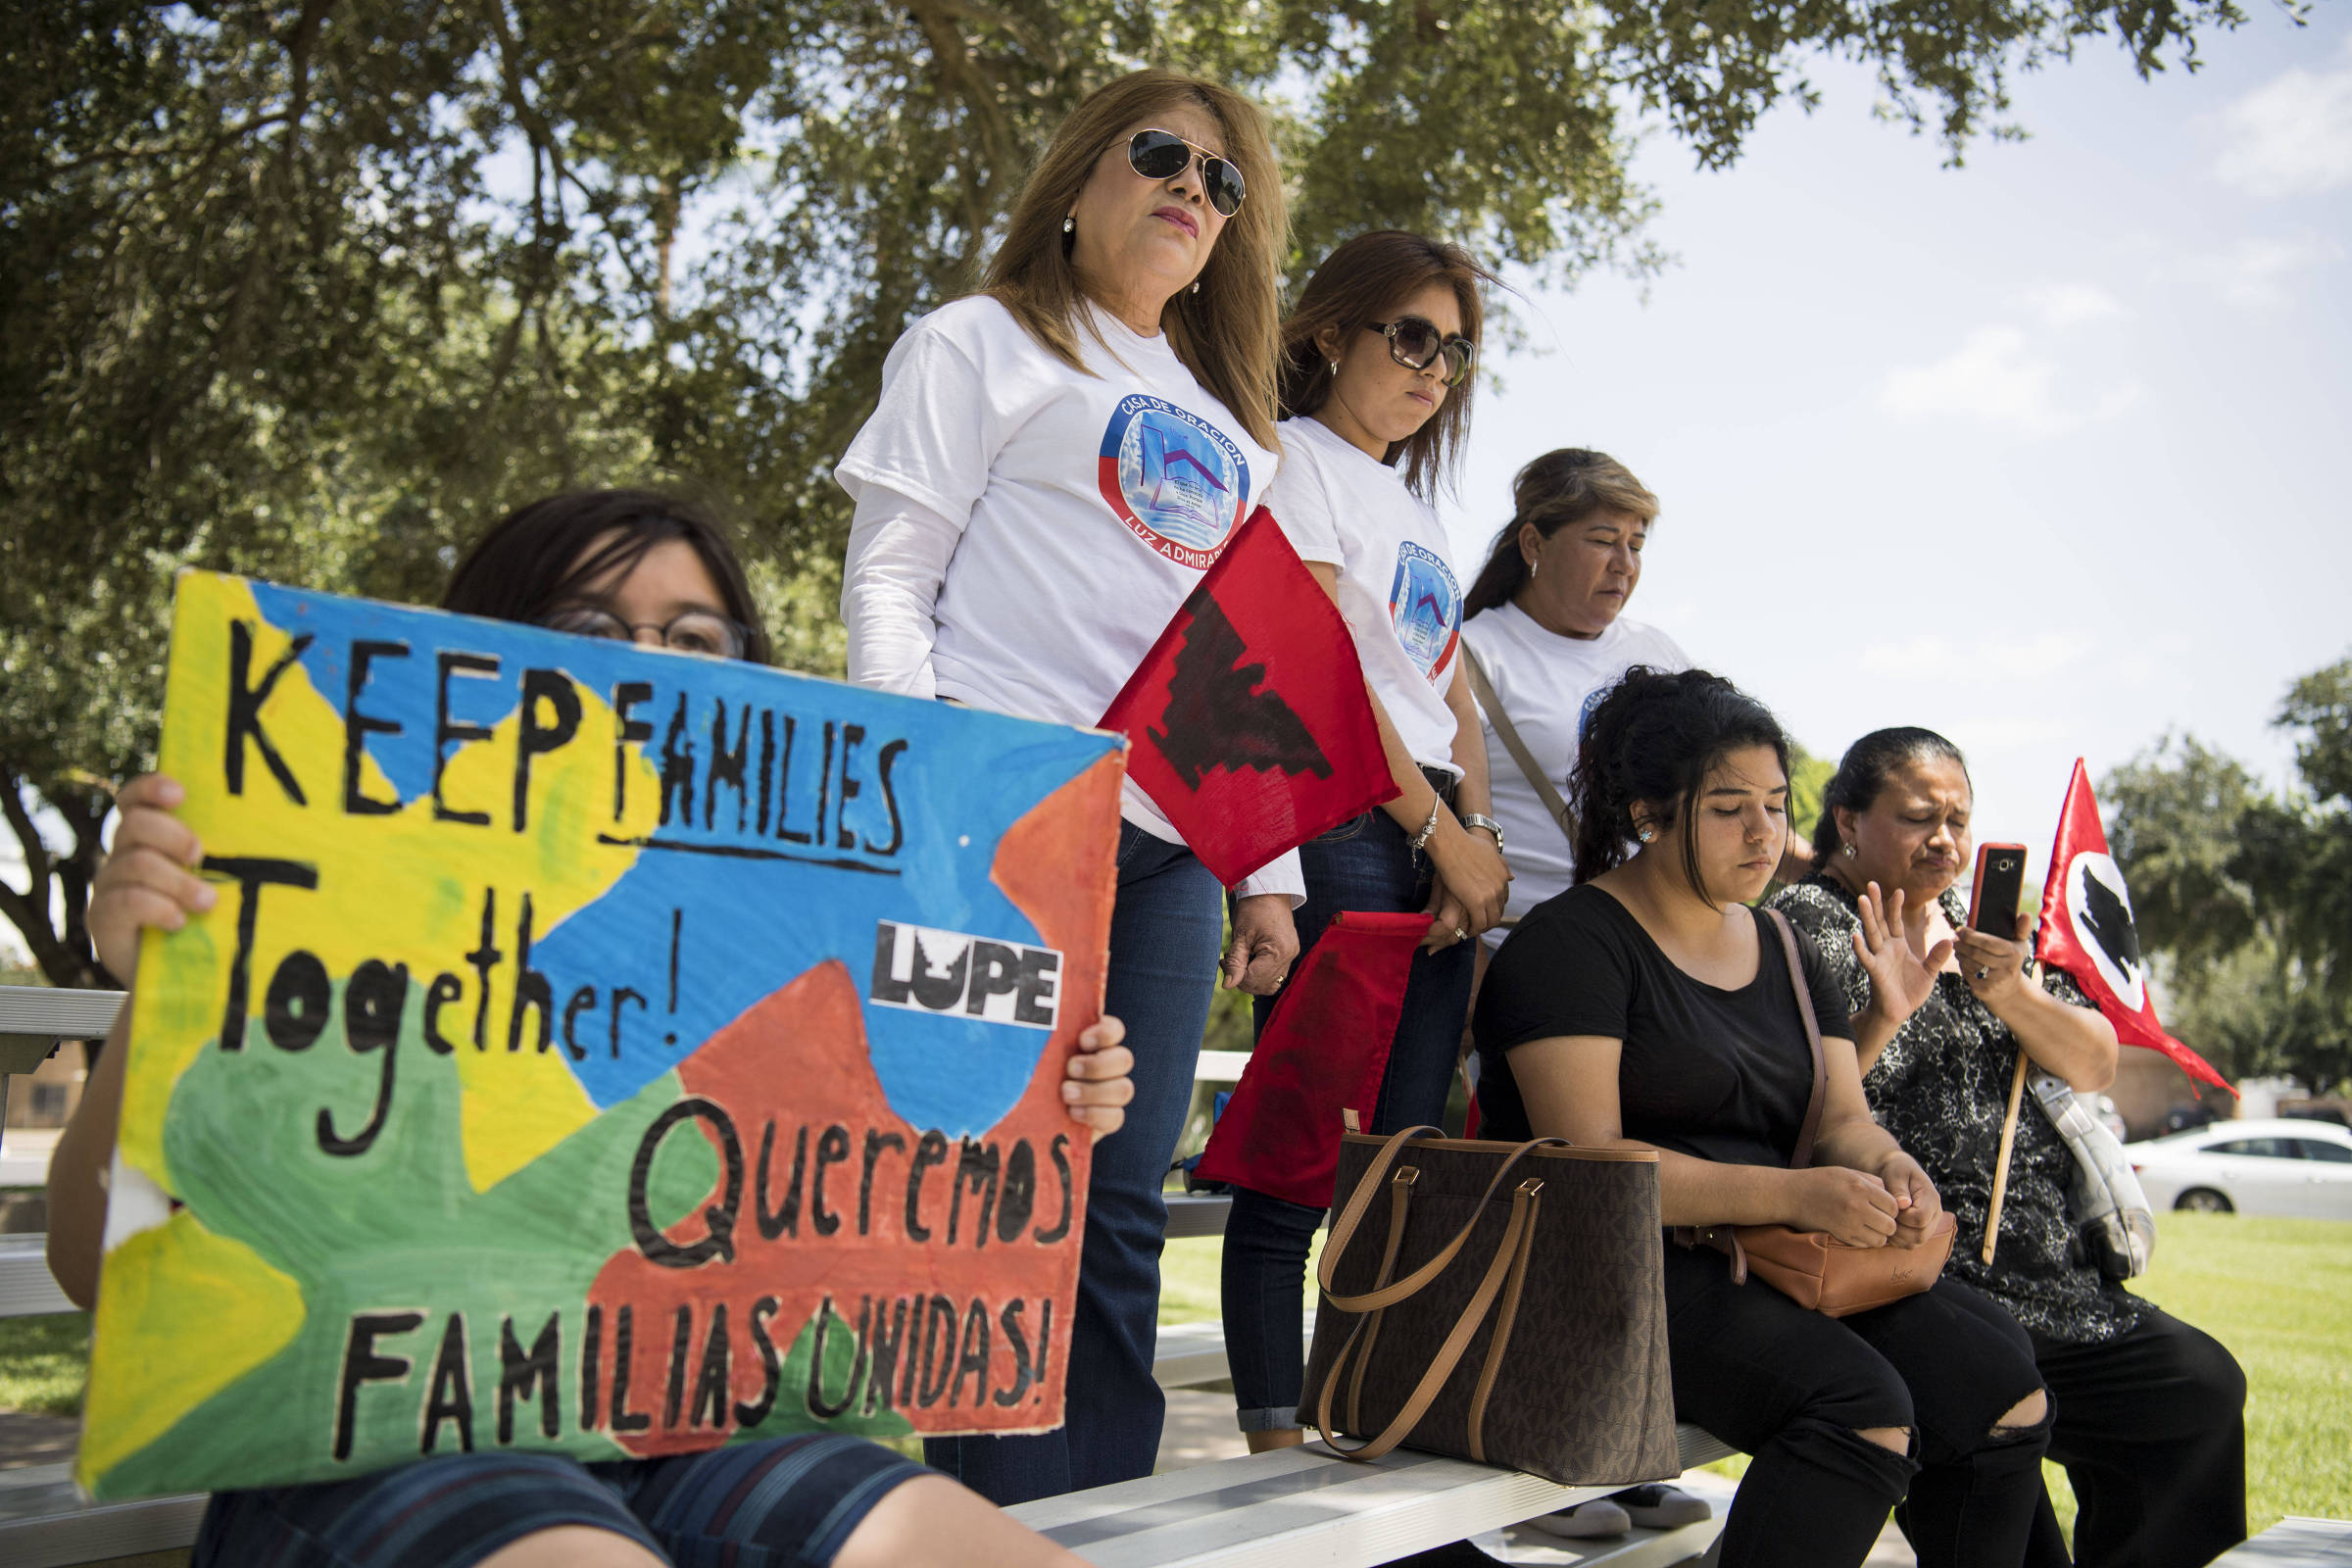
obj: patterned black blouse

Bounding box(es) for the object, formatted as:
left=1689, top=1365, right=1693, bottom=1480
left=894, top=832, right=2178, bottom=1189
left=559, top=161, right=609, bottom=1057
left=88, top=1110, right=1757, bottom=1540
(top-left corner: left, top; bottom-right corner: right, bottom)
left=1770, top=874, right=2146, bottom=1346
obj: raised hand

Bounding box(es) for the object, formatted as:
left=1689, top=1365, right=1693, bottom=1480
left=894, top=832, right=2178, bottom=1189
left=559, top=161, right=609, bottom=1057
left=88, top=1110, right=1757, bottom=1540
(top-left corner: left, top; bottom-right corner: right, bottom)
left=1853, top=880, right=1951, bottom=1029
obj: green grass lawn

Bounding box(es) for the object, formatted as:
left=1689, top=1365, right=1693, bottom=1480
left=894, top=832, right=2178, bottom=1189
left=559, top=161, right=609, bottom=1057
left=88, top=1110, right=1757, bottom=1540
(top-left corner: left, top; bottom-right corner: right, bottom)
left=5, top=1211, right=2345, bottom=1537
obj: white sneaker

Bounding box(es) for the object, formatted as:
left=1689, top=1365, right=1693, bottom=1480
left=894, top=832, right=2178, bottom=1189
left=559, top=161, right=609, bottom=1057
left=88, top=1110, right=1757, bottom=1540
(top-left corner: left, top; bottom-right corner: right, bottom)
left=1615, top=1484, right=1713, bottom=1529
left=1529, top=1498, right=1633, bottom=1539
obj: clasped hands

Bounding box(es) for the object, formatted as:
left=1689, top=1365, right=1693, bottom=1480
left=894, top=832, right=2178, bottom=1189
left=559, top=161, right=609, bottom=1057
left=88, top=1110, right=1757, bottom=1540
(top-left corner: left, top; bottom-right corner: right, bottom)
left=1790, top=1153, right=1945, bottom=1250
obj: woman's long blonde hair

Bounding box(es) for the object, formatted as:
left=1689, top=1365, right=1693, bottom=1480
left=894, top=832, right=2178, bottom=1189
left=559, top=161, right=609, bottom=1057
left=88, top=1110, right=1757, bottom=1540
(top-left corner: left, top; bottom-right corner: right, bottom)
left=983, top=70, right=1286, bottom=451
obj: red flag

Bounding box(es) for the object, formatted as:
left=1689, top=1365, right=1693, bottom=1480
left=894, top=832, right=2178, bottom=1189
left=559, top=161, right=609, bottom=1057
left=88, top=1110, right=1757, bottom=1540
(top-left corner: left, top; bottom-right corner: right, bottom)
left=2035, top=759, right=2234, bottom=1096
left=1100, top=507, right=1397, bottom=886
left=1193, top=910, right=1427, bottom=1207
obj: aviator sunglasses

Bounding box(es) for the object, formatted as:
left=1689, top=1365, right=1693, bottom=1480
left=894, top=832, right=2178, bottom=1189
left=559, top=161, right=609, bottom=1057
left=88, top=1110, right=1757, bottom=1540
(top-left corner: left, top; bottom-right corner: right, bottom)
left=1126, top=128, right=1247, bottom=218
left=1365, top=317, right=1477, bottom=388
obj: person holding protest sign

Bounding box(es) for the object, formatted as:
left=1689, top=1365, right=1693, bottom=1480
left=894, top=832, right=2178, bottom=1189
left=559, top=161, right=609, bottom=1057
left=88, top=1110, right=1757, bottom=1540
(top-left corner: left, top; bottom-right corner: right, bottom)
left=49, top=488, right=1139, bottom=1568
left=1474, top=668, right=2056, bottom=1568
left=1772, top=729, right=2246, bottom=1568
left=834, top=70, right=1304, bottom=1502
left=1209, top=229, right=1510, bottom=1450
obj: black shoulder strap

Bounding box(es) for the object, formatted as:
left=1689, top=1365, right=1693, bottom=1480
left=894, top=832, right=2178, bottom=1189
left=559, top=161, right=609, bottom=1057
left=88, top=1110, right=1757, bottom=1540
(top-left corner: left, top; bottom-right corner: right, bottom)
left=1767, top=908, right=1827, bottom=1169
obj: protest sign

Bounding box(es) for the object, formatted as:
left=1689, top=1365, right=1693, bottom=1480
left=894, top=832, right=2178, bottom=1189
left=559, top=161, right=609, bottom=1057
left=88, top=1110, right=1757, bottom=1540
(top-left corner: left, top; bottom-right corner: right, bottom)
left=78, top=571, right=1123, bottom=1498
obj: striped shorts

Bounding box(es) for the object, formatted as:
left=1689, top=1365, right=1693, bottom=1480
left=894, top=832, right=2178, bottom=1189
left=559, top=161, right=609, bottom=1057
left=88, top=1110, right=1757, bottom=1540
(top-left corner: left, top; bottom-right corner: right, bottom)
left=192, top=1433, right=932, bottom=1567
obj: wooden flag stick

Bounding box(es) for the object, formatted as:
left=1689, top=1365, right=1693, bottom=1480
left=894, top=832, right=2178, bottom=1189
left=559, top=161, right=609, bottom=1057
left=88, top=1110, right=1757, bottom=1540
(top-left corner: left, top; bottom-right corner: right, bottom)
left=1982, top=1049, right=2032, bottom=1266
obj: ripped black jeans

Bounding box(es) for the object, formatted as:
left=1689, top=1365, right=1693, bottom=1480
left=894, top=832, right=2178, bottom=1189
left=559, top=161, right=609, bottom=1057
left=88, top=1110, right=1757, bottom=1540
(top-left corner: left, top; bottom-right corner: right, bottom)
left=1663, top=1246, right=2051, bottom=1568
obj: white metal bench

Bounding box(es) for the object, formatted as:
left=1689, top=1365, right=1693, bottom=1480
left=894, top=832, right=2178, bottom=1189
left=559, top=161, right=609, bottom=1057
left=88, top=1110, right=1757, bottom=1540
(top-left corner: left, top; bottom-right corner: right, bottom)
left=2, top=990, right=1741, bottom=1567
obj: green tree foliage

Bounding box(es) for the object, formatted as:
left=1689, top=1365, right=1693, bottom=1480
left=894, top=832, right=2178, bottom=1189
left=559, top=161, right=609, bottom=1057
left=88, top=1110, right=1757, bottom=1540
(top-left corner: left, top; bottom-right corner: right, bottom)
left=3, top=0, right=2257, bottom=985
left=2104, top=658, right=2352, bottom=1096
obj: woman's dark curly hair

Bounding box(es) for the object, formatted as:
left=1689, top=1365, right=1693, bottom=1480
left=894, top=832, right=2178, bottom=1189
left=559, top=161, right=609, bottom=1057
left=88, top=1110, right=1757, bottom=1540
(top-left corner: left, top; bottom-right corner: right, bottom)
left=1570, top=666, right=1789, bottom=902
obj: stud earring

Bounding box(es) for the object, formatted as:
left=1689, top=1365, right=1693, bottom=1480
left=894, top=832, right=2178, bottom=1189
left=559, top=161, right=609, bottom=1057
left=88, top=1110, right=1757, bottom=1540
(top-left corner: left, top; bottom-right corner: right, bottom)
left=1062, top=216, right=1074, bottom=234
left=1192, top=279, right=1201, bottom=294
left=1637, top=825, right=1656, bottom=844
left=1528, top=557, right=1540, bottom=578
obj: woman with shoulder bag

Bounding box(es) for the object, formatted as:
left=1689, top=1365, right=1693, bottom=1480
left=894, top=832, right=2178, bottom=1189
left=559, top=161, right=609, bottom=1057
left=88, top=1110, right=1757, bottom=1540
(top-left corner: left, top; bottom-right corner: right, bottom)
left=1473, top=668, right=2053, bottom=1568
left=1213, top=229, right=1511, bottom=1455
left=1772, top=729, right=2247, bottom=1568
left=835, top=69, right=1308, bottom=1504
left=1460, top=452, right=1816, bottom=952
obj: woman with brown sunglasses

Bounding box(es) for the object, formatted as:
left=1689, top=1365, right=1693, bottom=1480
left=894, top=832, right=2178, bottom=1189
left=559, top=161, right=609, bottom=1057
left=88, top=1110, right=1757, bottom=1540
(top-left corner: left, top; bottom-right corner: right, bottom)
left=835, top=70, right=1318, bottom=1506
left=1211, top=230, right=1514, bottom=1455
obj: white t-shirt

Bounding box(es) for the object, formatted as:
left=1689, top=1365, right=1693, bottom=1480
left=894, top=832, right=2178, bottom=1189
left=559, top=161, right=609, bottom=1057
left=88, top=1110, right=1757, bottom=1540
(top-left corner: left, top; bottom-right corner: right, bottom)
left=1265, top=416, right=1465, bottom=775
left=1463, top=605, right=1690, bottom=940
left=836, top=295, right=1305, bottom=895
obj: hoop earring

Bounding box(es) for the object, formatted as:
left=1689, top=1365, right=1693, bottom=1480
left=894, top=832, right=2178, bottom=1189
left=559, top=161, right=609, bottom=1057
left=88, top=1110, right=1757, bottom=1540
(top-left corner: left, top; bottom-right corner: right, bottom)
left=1062, top=216, right=1074, bottom=234
left=1843, top=843, right=1857, bottom=858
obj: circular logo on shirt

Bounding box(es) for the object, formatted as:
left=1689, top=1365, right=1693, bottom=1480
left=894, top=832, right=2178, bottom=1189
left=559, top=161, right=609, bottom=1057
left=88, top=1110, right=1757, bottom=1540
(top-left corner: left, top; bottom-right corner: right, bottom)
left=1387, top=541, right=1461, bottom=681
left=1097, top=394, right=1250, bottom=569
left=1577, top=684, right=1611, bottom=742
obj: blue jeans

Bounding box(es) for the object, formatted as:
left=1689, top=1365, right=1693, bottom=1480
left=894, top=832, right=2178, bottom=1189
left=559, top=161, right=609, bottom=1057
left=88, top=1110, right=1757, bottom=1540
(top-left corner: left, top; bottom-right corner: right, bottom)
left=924, top=823, right=1223, bottom=1503
left=1221, top=809, right=1476, bottom=1432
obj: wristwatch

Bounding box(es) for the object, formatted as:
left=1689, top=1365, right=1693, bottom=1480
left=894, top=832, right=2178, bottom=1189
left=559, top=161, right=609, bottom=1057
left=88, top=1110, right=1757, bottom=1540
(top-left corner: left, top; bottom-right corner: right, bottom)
left=1460, top=812, right=1505, bottom=853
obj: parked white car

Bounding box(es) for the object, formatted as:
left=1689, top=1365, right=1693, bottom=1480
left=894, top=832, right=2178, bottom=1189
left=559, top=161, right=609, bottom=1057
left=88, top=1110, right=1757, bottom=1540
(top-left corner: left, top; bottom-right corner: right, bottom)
left=2127, top=1117, right=2352, bottom=1218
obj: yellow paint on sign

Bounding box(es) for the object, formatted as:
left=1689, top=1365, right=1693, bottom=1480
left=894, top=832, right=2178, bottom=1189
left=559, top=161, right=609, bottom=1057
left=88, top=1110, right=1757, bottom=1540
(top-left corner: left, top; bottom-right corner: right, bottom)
left=77, top=1212, right=307, bottom=1489
left=121, top=574, right=662, bottom=1196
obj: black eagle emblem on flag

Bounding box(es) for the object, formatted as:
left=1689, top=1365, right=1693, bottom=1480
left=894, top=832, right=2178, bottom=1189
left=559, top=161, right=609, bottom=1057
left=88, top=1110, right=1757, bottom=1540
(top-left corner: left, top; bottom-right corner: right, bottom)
left=1148, top=590, right=1334, bottom=790
left=2078, top=866, right=2144, bottom=989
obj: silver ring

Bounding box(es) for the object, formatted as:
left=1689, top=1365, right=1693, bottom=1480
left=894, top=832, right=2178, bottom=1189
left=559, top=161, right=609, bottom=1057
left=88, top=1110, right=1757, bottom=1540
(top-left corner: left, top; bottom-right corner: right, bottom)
left=1454, top=926, right=1469, bottom=942
left=1974, top=966, right=1989, bottom=981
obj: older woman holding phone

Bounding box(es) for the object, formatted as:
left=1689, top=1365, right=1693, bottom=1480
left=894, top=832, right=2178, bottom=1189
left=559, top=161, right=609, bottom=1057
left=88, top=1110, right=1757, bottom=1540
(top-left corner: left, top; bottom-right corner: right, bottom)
left=835, top=70, right=1305, bottom=1503
left=1771, top=729, right=2246, bottom=1568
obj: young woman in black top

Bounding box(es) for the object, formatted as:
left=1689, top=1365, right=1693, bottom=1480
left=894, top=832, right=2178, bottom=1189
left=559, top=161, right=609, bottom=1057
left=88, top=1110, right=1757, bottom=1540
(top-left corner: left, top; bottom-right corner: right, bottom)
left=1473, top=667, right=2054, bottom=1568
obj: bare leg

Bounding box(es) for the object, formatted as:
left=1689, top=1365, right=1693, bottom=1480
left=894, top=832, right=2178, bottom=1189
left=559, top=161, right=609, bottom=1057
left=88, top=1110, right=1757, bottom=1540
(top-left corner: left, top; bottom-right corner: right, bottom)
left=1995, top=1390, right=2048, bottom=1432
left=1858, top=1426, right=1911, bottom=1453
left=833, top=1474, right=1087, bottom=1568
left=477, top=1526, right=667, bottom=1568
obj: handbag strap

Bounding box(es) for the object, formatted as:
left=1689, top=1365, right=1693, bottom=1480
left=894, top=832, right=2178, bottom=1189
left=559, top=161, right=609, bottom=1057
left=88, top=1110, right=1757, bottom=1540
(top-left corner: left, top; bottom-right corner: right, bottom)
left=1316, top=1124, right=1573, bottom=1312
left=1314, top=1175, right=1544, bottom=1462
left=1464, top=648, right=1575, bottom=845
left=1767, top=908, right=1828, bottom=1170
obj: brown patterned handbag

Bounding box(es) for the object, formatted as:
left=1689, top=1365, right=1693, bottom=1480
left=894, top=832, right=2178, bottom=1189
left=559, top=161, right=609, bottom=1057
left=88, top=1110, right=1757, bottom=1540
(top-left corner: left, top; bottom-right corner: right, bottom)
left=1678, top=909, right=1957, bottom=1316
left=1302, top=1121, right=1683, bottom=1486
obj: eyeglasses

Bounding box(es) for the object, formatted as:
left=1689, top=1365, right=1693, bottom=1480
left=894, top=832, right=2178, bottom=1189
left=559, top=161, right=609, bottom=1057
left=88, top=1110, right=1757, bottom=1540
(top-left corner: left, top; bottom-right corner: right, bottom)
left=1365, top=318, right=1476, bottom=387
left=1126, top=128, right=1246, bottom=218
left=537, top=604, right=750, bottom=659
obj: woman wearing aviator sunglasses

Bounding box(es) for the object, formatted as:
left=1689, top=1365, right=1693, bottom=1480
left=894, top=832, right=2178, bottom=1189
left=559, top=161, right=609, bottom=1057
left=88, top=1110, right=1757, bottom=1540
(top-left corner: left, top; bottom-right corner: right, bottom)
left=835, top=70, right=1307, bottom=1506
left=1216, top=230, right=1510, bottom=1453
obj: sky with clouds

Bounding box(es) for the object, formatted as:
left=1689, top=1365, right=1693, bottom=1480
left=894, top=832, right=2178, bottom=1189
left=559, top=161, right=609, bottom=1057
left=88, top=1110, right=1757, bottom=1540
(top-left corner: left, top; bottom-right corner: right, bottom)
left=1438, top=12, right=2352, bottom=854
